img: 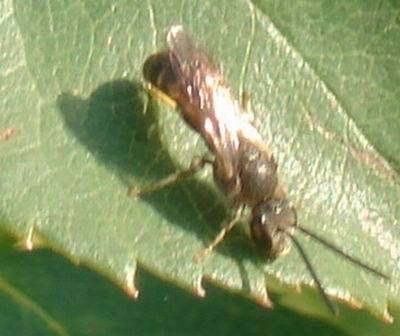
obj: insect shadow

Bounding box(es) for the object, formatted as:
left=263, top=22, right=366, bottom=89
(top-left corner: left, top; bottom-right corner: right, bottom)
left=56, top=80, right=265, bottom=266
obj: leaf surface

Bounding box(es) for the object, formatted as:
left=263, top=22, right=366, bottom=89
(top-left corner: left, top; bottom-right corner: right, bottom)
left=1, top=0, right=399, bottom=324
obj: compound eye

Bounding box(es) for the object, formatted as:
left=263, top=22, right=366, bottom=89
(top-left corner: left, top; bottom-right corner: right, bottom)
left=250, top=199, right=297, bottom=258
left=250, top=210, right=273, bottom=253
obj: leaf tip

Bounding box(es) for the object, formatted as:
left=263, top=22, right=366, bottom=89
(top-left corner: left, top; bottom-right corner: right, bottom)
left=194, top=276, right=206, bottom=298
left=252, top=289, right=273, bottom=309
left=383, top=309, right=394, bottom=324
left=16, top=225, right=44, bottom=251
left=125, top=265, right=140, bottom=299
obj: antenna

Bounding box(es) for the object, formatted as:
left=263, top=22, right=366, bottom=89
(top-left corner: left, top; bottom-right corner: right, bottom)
left=297, top=225, right=389, bottom=279
left=288, top=234, right=338, bottom=314
left=285, top=225, right=389, bottom=314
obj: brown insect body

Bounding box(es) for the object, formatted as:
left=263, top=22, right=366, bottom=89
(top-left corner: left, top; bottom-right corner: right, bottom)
left=144, top=26, right=281, bottom=215
left=140, top=25, right=388, bottom=314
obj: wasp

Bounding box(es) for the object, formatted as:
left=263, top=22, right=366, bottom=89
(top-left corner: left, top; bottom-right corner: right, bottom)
left=131, top=25, right=388, bottom=314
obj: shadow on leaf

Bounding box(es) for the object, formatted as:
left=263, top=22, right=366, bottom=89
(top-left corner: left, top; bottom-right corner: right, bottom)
left=57, top=80, right=268, bottom=277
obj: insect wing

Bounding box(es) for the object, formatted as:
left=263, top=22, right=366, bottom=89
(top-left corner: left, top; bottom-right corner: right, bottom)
left=166, top=25, right=219, bottom=83
left=167, top=25, right=241, bottom=182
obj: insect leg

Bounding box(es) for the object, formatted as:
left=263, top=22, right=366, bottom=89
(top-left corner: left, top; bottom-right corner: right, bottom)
left=241, top=90, right=251, bottom=111
left=239, top=90, right=255, bottom=124
left=194, top=205, right=245, bottom=262
left=144, top=82, right=177, bottom=109
left=128, top=155, right=213, bottom=198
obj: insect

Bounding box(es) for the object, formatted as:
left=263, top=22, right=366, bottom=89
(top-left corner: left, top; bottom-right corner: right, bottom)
left=131, top=25, right=389, bottom=314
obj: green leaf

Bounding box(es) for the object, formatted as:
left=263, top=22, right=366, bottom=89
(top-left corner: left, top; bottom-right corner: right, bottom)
left=0, top=232, right=399, bottom=335
left=0, top=233, right=352, bottom=336
left=1, top=0, right=399, bottom=328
